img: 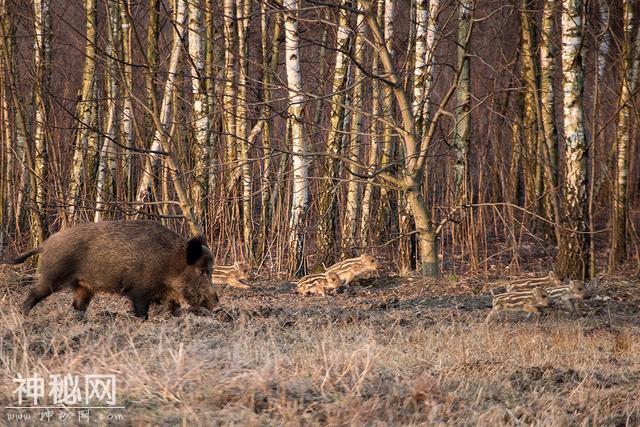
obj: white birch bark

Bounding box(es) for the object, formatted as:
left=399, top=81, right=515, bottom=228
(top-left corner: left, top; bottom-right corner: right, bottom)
left=284, top=0, right=308, bottom=275
left=32, top=0, right=51, bottom=241
left=317, top=0, right=350, bottom=261
left=557, top=0, right=588, bottom=279
left=188, top=0, right=209, bottom=221
left=223, top=0, right=237, bottom=168
left=597, top=0, right=611, bottom=82
left=344, top=1, right=365, bottom=249
left=95, top=0, right=121, bottom=222
left=119, top=0, right=133, bottom=200
left=453, top=0, right=472, bottom=203
left=236, top=0, right=253, bottom=253
left=67, top=0, right=96, bottom=222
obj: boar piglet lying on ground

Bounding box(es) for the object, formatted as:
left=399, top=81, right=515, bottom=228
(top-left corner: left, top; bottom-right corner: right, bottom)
left=1, top=220, right=218, bottom=319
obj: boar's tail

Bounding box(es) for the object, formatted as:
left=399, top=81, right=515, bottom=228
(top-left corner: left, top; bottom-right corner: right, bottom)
left=1, top=247, right=42, bottom=265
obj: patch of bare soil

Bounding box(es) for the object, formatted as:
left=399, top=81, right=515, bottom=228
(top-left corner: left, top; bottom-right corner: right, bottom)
left=1, top=268, right=639, bottom=425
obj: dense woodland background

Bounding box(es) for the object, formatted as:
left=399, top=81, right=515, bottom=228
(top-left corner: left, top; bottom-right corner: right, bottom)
left=0, top=0, right=638, bottom=279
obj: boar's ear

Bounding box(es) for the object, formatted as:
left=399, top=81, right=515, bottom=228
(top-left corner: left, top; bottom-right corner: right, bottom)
left=186, top=237, right=204, bottom=265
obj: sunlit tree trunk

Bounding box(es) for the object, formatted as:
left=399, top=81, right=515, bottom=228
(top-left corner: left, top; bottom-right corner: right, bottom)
left=609, top=1, right=639, bottom=268
left=540, top=0, right=560, bottom=217
left=236, top=0, right=253, bottom=256
left=188, top=0, right=209, bottom=224
left=360, top=0, right=384, bottom=245
left=317, top=0, right=350, bottom=264
left=135, top=0, right=187, bottom=205
left=555, top=0, right=589, bottom=280
left=0, top=0, right=8, bottom=237
left=453, top=0, right=472, bottom=203
left=119, top=0, right=134, bottom=201
left=378, top=0, right=397, bottom=232
left=596, top=0, right=611, bottom=83
left=259, top=4, right=282, bottom=255
left=145, top=0, right=160, bottom=108
left=364, top=0, right=440, bottom=276
left=67, top=0, right=96, bottom=223
left=95, top=0, right=121, bottom=222
left=32, top=0, right=51, bottom=243
left=344, top=1, right=365, bottom=250
left=0, top=7, right=44, bottom=243
left=284, top=0, right=308, bottom=276
left=223, top=0, right=238, bottom=184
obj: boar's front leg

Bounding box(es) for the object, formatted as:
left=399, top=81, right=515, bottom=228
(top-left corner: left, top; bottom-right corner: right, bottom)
left=127, top=289, right=152, bottom=320
left=72, top=285, right=94, bottom=312
left=22, top=282, right=54, bottom=314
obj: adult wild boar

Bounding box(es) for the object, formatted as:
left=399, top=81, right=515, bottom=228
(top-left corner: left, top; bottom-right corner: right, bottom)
left=1, top=220, right=218, bottom=319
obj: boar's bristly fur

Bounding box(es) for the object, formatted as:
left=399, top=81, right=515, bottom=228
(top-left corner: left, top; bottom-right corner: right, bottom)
left=4, top=220, right=218, bottom=320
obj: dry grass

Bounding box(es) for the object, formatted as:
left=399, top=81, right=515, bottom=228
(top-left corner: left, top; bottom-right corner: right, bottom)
left=1, top=268, right=640, bottom=425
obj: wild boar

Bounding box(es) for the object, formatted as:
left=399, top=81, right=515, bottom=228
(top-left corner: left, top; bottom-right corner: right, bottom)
left=1, top=220, right=218, bottom=319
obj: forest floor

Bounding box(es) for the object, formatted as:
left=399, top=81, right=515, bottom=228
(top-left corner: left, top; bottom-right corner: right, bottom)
left=1, top=266, right=640, bottom=426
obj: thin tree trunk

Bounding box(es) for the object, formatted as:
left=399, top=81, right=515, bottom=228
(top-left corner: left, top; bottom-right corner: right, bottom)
left=609, top=1, right=638, bottom=268
left=32, top=0, right=51, bottom=243
left=284, top=0, right=308, bottom=276
left=259, top=4, right=282, bottom=256
left=236, top=0, right=253, bottom=256
left=364, top=0, right=440, bottom=276
left=316, top=0, right=350, bottom=264
left=119, top=0, right=134, bottom=202
left=135, top=0, right=188, bottom=204
left=67, top=0, right=96, bottom=223
left=344, top=1, right=365, bottom=251
left=223, top=0, right=238, bottom=185
left=146, top=0, right=160, bottom=110
left=540, top=0, right=561, bottom=237
left=188, top=0, right=210, bottom=224
left=95, top=0, right=121, bottom=222
left=378, top=0, right=397, bottom=235
left=453, top=0, right=472, bottom=203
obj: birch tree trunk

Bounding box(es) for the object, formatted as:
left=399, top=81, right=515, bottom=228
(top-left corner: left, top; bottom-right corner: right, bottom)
left=453, top=0, right=472, bottom=203
left=188, top=0, right=209, bottom=224
left=316, top=0, right=350, bottom=264
left=555, top=0, right=589, bottom=280
left=67, top=0, right=96, bottom=223
left=344, top=1, right=365, bottom=250
left=259, top=5, right=282, bottom=255
left=223, top=0, right=238, bottom=181
left=378, top=0, right=398, bottom=240
left=412, top=0, right=438, bottom=138
left=596, top=0, right=611, bottom=83
left=360, top=0, right=385, bottom=245
left=145, top=0, right=160, bottom=108
left=119, top=0, right=133, bottom=201
left=540, top=0, right=559, bottom=201
left=136, top=0, right=187, bottom=203
left=32, top=0, right=51, bottom=243
left=236, top=0, right=253, bottom=256
left=135, top=0, right=198, bottom=234
left=284, top=0, right=308, bottom=276
left=95, top=0, right=121, bottom=222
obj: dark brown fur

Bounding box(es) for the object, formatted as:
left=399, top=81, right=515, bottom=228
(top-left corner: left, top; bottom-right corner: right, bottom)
left=3, top=220, right=218, bottom=319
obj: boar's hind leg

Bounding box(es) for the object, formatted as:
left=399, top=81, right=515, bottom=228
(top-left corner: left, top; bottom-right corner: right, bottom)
left=72, top=285, right=94, bottom=312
